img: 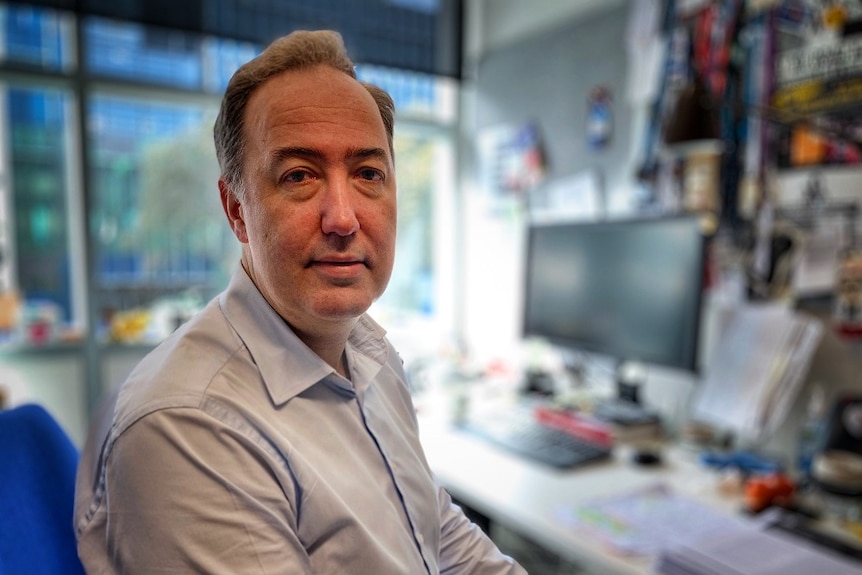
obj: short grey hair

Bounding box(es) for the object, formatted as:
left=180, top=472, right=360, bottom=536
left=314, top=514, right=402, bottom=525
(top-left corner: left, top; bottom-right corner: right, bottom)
left=213, top=30, right=395, bottom=200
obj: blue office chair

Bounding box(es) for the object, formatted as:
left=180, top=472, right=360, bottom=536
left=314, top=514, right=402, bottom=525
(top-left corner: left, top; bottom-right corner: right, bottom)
left=0, top=403, right=86, bottom=575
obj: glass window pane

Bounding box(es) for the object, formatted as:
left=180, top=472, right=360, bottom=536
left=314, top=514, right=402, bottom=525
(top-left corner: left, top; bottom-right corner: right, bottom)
left=371, top=125, right=456, bottom=356
left=381, top=131, right=436, bottom=314
left=84, top=17, right=202, bottom=90
left=89, top=94, right=239, bottom=342
left=201, top=36, right=260, bottom=94
left=388, top=0, right=440, bottom=12
left=5, top=86, right=74, bottom=323
left=356, top=65, right=457, bottom=123
left=0, top=3, right=74, bottom=71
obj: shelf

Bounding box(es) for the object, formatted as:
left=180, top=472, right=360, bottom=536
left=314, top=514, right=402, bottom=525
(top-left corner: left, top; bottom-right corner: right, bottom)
left=0, top=339, right=84, bottom=356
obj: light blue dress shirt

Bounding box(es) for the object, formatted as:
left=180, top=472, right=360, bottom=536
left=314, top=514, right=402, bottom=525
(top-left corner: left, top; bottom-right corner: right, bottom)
left=75, top=267, right=525, bottom=574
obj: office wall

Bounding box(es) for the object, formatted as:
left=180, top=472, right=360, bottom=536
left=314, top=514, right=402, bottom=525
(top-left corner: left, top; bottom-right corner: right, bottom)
left=461, top=3, right=639, bottom=363
left=467, top=0, right=625, bottom=59
left=0, top=352, right=87, bottom=446
left=0, top=347, right=148, bottom=447
left=473, top=3, right=635, bottom=200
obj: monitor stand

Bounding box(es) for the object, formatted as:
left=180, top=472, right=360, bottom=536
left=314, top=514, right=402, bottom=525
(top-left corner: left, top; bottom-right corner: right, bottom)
left=593, top=360, right=664, bottom=431
left=522, top=367, right=557, bottom=396
left=521, top=346, right=589, bottom=399
left=615, top=360, right=647, bottom=405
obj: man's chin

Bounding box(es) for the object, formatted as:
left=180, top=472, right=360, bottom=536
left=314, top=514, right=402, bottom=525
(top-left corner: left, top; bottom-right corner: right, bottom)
left=312, top=297, right=374, bottom=322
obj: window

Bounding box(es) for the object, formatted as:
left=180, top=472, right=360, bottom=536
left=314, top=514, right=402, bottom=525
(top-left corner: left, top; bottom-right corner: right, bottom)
left=358, top=65, right=458, bottom=357
left=84, top=17, right=203, bottom=89
left=357, top=64, right=457, bottom=123
left=83, top=17, right=260, bottom=94
left=0, top=3, right=78, bottom=336
left=0, top=3, right=458, bottom=369
left=0, top=3, right=73, bottom=71
left=88, top=94, right=237, bottom=340
left=371, top=126, right=456, bottom=357
left=3, top=85, right=77, bottom=325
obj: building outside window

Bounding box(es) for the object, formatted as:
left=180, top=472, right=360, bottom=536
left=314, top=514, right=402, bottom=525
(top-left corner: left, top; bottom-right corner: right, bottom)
left=6, top=86, right=74, bottom=323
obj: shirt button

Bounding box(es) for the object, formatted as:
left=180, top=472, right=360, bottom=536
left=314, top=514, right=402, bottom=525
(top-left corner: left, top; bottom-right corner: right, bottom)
left=416, top=533, right=424, bottom=544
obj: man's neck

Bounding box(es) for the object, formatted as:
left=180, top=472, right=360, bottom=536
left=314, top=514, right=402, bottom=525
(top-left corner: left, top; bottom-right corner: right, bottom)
left=239, top=260, right=355, bottom=378
left=292, top=323, right=353, bottom=379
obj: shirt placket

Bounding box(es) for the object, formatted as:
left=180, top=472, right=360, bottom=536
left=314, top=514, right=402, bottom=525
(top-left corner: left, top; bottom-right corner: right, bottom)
left=347, top=359, right=436, bottom=575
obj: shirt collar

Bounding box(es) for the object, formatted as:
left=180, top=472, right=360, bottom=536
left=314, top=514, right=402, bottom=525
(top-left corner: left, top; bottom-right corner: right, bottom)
left=219, top=266, right=389, bottom=405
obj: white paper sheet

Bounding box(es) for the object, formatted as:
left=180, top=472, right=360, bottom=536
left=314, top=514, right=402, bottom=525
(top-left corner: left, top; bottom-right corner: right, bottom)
left=692, top=303, right=823, bottom=440
left=656, top=520, right=862, bottom=575
left=554, top=483, right=748, bottom=556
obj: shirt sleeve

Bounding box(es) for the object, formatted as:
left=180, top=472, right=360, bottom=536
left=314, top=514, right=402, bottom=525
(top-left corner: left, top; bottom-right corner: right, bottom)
left=436, top=484, right=528, bottom=575
left=101, top=406, right=311, bottom=575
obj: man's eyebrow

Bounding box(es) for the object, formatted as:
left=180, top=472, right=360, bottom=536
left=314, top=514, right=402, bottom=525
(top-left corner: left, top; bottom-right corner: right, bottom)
left=347, top=147, right=389, bottom=162
left=268, top=146, right=389, bottom=167
left=269, top=147, right=324, bottom=166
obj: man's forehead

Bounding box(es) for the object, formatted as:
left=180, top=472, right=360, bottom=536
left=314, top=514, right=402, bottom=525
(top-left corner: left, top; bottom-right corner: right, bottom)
left=247, top=68, right=381, bottom=125
left=250, top=66, right=369, bottom=111
left=243, top=71, right=388, bottom=156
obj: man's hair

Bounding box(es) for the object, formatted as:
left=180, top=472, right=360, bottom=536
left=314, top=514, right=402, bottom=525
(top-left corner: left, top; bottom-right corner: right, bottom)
left=213, top=30, right=395, bottom=200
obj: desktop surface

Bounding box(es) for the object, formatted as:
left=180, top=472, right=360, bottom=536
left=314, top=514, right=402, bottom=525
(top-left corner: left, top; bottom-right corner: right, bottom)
left=418, top=406, right=862, bottom=575
left=418, top=409, right=731, bottom=574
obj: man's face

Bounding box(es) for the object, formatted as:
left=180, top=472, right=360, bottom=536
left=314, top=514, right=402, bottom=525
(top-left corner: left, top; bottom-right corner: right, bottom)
left=221, top=65, right=396, bottom=335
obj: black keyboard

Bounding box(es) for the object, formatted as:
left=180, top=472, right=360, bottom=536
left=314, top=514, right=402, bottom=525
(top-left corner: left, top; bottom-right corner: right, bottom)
left=455, top=410, right=612, bottom=470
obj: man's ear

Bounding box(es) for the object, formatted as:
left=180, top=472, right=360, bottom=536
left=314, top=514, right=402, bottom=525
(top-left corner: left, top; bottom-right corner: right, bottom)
left=219, top=177, right=248, bottom=243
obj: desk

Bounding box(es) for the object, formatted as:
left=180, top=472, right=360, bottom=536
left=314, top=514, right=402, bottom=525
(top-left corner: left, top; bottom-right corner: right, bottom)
left=418, top=414, right=745, bottom=575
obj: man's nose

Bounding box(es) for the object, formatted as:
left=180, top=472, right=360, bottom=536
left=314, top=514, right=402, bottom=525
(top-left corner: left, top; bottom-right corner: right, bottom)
left=320, top=179, right=360, bottom=237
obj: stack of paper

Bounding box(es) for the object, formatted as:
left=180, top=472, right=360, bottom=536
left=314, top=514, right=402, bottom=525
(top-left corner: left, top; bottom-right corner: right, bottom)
left=555, top=483, right=861, bottom=575
left=693, top=303, right=823, bottom=441
left=655, top=521, right=861, bottom=575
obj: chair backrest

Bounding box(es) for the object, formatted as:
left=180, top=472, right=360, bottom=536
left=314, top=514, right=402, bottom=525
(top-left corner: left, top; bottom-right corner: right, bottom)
left=0, top=404, right=86, bottom=575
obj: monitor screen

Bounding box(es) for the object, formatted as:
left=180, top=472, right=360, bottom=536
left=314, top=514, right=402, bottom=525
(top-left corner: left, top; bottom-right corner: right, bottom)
left=522, top=215, right=706, bottom=373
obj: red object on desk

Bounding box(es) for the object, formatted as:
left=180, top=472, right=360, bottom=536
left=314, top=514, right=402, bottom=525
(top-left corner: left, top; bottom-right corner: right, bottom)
left=533, top=406, right=614, bottom=448
left=744, top=473, right=795, bottom=513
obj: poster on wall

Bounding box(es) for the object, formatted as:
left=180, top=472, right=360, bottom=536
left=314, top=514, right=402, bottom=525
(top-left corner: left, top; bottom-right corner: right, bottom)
left=477, top=121, right=547, bottom=199
left=587, top=86, right=613, bottom=151
left=773, top=36, right=862, bottom=118
left=772, top=36, right=862, bottom=168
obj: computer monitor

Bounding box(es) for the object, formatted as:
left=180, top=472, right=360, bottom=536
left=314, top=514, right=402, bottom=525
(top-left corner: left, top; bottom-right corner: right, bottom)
left=522, top=215, right=706, bottom=375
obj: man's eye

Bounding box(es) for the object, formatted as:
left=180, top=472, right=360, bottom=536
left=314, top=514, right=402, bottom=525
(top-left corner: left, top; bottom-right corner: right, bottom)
left=284, top=170, right=312, bottom=184
left=358, top=168, right=384, bottom=182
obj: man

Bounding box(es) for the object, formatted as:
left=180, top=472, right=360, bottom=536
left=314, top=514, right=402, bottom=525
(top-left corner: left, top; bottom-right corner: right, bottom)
left=74, top=30, right=526, bottom=574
